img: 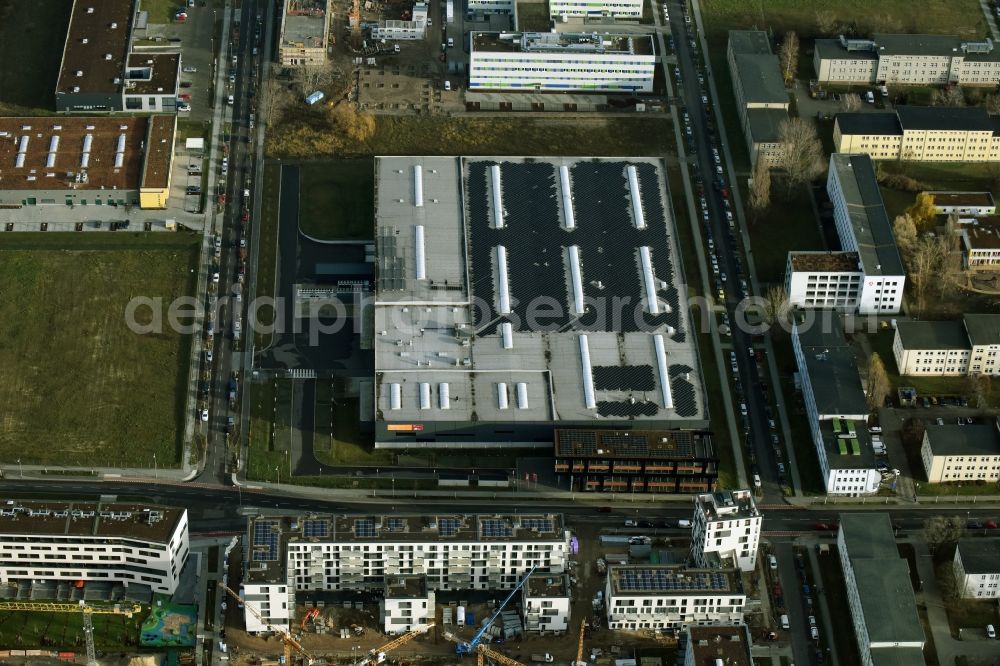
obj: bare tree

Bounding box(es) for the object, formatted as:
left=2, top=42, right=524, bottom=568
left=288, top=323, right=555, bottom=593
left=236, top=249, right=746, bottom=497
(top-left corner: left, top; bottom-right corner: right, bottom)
left=923, top=516, right=965, bottom=554
left=815, top=9, right=839, bottom=35
left=761, top=285, right=791, bottom=331
left=748, top=159, right=771, bottom=221
left=985, top=94, right=1000, bottom=114
left=778, top=31, right=799, bottom=85
left=908, top=236, right=950, bottom=315
left=866, top=353, right=891, bottom=411
left=778, top=117, right=825, bottom=193
left=930, top=86, right=966, bottom=107
left=892, top=214, right=918, bottom=259
left=968, top=374, right=993, bottom=409
left=840, top=93, right=862, bottom=112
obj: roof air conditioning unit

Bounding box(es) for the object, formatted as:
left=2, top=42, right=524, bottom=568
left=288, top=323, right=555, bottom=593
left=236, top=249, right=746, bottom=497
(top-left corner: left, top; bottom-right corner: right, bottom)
left=75, top=71, right=84, bottom=77
left=82, top=38, right=89, bottom=44
left=105, top=54, right=113, bottom=60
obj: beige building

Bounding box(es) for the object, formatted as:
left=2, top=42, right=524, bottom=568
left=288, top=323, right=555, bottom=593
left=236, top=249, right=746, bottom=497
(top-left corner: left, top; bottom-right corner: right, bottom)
left=727, top=31, right=789, bottom=168
left=834, top=106, right=1000, bottom=162
left=921, top=418, right=1000, bottom=483
left=278, top=0, right=331, bottom=66
left=893, top=314, right=1000, bottom=376
left=961, top=216, right=1000, bottom=269
left=814, top=34, right=1000, bottom=86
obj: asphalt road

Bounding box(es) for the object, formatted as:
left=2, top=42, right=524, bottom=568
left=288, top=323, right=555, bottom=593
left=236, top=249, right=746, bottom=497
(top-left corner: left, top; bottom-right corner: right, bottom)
left=200, top=0, right=268, bottom=485
left=665, top=2, right=783, bottom=502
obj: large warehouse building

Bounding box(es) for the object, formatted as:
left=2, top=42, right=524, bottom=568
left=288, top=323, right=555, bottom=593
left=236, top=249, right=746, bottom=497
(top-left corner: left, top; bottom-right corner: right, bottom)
left=373, top=156, right=706, bottom=448
left=55, top=0, right=181, bottom=112
left=0, top=115, right=177, bottom=210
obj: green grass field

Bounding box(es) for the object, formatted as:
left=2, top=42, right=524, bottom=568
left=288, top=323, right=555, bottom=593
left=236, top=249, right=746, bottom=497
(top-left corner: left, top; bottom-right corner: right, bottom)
left=0, top=234, right=199, bottom=467
left=748, top=184, right=826, bottom=283
left=298, top=160, right=375, bottom=241
left=699, top=0, right=985, bottom=41
left=0, top=606, right=144, bottom=651
left=254, top=161, right=281, bottom=350
left=0, top=0, right=72, bottom=112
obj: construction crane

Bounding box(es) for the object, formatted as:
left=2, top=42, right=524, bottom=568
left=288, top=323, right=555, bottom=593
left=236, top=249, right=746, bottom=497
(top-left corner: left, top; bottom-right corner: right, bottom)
left=0, top=600, right=142, bottom=666
left=218, top=583, right=316, bottom=666
left=454, top=565, right=536, bottom=656
left=349, top=0, right=361, bottom=46
left=362, top=622, right=435, bottom=666
left=476, top=644, right=526, bottom=666
left=573, top=619, right=588, bottom=666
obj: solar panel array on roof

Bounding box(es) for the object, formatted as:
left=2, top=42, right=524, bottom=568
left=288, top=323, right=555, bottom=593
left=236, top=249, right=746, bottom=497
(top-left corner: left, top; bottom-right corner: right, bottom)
left=386, top=518, right=406, bottom=532
left=354, top=518, right=376, bottom=538
left=669, top=364, right=698, bottom=417
left=302, top=519, right=329, bottom=538
left=617, top=569, right=730, bottom=592
left=593, top=365, right=655, bottom=391
left=482, top=518, right=514, bottom=537
left=598, top=401, right=659, bottom=417
left=377, top=227, right=406, bottom=291
left=439, top=517, right=461, bottom=537
left=521, top=518, right=554, bottom=532
left=464, top=160, right=685, bottom=339
left=252, top=520, right=280, bottom=562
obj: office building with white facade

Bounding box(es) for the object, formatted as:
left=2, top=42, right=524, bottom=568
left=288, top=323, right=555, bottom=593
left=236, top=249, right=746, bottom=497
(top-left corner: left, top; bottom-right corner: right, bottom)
left=690, top=490, right=761, bottom=572
left=838, top=514, right=925, bottom=666
left=792, top=311, right=882, bottom=496
left=785, top=252, right=864, bottom=310
left=682, top=626, right=752, bottom=666
left=827, top=154, right=906, bottom=314
left=467, top=0, right=515, bottom=15
left=605, top=565, right=745, bottom=631
left=893, top=314, right=1000, bottom=376
left=469, top=32, right=656, bottom=93
left=373, top=156, right=706, bottom=448
left=953, top=538, right=1000, bottom=599
left=522, top=572, right=571, bottom=634
left=921, top=419, right=1000, bottom=484
left=372, top=2, right=427, bottom=40
left=0, top=501, right=189, bottom=596
left=814, top=34, right=1000, bottom=86
left=548, top=0, right=643, bottom=20
left=382, top=574, right=436, bottom=634
left=244, top=514, right=569, bottom=634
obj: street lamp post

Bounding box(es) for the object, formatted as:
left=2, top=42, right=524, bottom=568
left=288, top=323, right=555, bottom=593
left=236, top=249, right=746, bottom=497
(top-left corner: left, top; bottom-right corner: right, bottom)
left=276, top=465, right=280, bottom=485
left=16, top=459, right=22, bottom=478
left=153, top=453, right=157, bottom=479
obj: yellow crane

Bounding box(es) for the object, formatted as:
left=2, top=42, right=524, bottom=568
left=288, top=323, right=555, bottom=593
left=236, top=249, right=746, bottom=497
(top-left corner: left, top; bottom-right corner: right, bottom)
left=477, top=644, right=526, bottom=666
left=217, top=583, right=316, bottom=666
left=363, top=622, right=435, bottom=666
left=574, top=619, right=588, bottom=666
left=0, top=600, right=143, bottom=666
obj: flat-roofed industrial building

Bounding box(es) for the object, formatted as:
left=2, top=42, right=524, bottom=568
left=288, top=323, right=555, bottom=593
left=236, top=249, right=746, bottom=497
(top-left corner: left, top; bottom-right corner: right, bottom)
left=373, top=156, right=707, bottom=448
left=0, top=115, right=176, bottom=210
left=55, top=0, right=181, bottom=113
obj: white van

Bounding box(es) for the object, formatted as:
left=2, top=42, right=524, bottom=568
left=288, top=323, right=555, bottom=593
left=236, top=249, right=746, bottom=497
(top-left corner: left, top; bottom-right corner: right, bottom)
left=780, top=615, right=790, bottom=630
left=677, top=519, right=692, bottom=528
left=753, top=474, right=762, bottom=489
left=227, top=94, right=234, bottom=105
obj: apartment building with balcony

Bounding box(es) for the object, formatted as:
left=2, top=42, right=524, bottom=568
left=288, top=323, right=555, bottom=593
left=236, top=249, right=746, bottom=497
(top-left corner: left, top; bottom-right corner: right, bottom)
left=382, top=574, right=436, bottom=634
left=521, top=572, right=571, bottom=634
left=0, top=501, right=189, bottom=597
left=605, top=565, right=745, bottom=631
left=244, top=514, right=569, bottom=633
left=689, top=490, right=762, bottom=572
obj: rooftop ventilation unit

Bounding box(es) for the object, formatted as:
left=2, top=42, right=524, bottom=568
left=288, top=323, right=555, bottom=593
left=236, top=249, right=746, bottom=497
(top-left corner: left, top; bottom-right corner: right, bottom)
left=579, top=334, right=596, bottom=409
left=568, top=245, right=585, bottom=315
left=627, top=165, right=646, bottom=230
left=497, top=382, right=509, bottom=410
left=516, top=382, right=529, bottom=409
left=419, top=382, right=431, bottom=410
left=86, top=6, right=94, bottom=13
left=438, top=382, right=450, bottom=409
left=389, top=383, right=402, bottom=410
left=413, top=164, right=423, bottom=207
left=559, top=165, right=575, bottom=230
left=496, top=245, right=511, bottom=314
left=490, top=164, right=505, bottom=229
left=414, top=225, right=426, bottom=280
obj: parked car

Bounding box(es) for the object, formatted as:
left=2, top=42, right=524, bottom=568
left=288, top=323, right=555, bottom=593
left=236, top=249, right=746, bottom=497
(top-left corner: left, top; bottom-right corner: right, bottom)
left=182, top=66, right=197, bottom=73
